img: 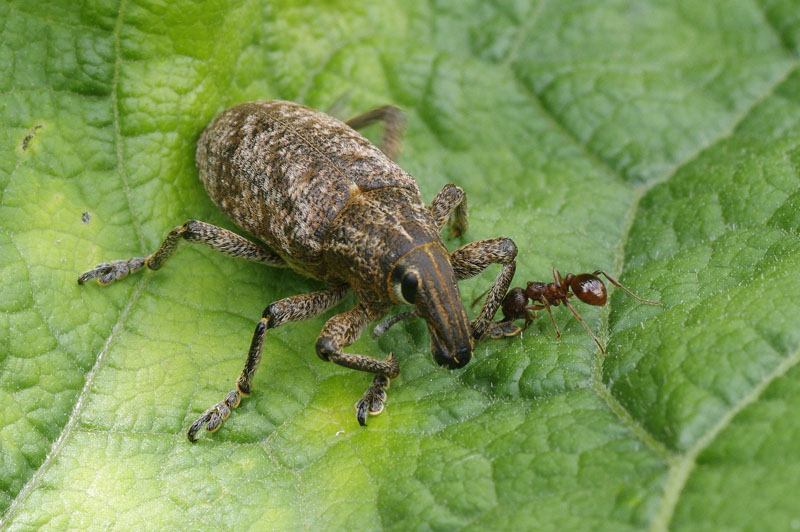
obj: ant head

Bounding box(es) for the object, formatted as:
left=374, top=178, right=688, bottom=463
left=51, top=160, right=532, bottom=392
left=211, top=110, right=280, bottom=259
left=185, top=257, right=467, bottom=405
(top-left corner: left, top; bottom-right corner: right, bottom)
left=570, top=273, right=607, bottom=306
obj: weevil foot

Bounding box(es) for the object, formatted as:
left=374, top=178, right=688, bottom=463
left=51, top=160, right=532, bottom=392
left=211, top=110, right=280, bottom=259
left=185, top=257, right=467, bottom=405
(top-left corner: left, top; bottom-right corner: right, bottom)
left=485, top=321, right=522, bottom=339
left=470, top=317, right=495, bottom=341
left=355, top=374, right=391, bottom=426
left=78, top=257, right=146, bottom=285
left=187, top=389, right=241, bottom=442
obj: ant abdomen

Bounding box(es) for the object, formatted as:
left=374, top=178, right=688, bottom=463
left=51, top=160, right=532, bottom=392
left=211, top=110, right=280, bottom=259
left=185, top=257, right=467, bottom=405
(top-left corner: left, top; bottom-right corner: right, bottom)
left=570, top=274, right=606, bottom=306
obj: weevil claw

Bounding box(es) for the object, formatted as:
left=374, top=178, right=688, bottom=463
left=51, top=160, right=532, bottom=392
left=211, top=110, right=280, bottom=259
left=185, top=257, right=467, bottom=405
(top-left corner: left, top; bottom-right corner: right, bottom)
left=356, top=400, right=369, bottom=426
left=186, top=389, right=242, bottom=442
left=355, top=374, right=392, bottom=425
left=78, top=257, right=146, bottom=286
left=485, top=321, right=522, bottom=339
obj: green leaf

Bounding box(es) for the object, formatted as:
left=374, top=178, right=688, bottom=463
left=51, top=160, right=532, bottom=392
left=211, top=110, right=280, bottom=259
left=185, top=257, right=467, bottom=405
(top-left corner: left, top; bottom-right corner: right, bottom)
left=1, top=0, right=799, bottom=530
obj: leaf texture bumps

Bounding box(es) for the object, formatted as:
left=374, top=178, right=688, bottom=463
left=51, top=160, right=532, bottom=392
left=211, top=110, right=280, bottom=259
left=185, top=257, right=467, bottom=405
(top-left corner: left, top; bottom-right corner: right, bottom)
left=1, top=0, right=799, bottom=530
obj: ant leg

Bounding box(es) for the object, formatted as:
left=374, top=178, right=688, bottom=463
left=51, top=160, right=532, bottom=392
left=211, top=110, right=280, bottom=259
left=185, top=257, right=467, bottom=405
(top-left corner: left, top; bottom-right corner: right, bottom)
left=485, top=288, right=537, bottom=339
left=500, top=307, right=538, bottom=337
left=592, top=270, right=662, bottom=305
left=450, top=238, right=517, bottom=339
left=187, top=285, right=349, bottom=442
left=563, top=299, right=605, bottom=355
left=315, top=305, right=400, bottom=426
left=78, top=220, right=285, bottom=286
left=470, top=287, right=490, bottom=309
left=525, top=304, right=545, bottom=328
left=539, top=299, right=562, bottom=339
left=346, top=106, right=406, bottom=161
left=513, top=303, right=544, bottom=332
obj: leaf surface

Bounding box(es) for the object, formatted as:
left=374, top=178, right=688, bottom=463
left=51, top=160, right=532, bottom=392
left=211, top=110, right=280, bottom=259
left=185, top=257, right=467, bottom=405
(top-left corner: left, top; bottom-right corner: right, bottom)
left=1, top=1, right=799, bottom=530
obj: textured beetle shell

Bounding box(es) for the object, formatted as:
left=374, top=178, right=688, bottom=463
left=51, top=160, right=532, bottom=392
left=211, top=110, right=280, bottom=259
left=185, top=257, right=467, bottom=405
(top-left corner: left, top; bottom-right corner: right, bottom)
left=324, top=186, right=445, bottom=308
left=195, top=100, right=429, bottom=287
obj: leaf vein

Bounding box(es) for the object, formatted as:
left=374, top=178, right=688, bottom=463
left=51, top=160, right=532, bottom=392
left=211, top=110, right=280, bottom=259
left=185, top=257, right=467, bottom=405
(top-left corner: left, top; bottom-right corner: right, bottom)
left=631, top=61, right=799, bottom=196
left=0, top=275, right=149, bottom=529
left=648, top=344, right=800, bottom=532
left=510, top=69, right=630, bottom=189
left=751, top=0, right=799, bottom=59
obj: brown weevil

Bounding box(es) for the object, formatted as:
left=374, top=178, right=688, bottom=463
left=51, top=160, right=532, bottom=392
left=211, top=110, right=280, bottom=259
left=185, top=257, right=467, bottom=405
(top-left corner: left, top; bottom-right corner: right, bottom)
left=479, top=268, right=661, bottom=354
left=78, top=101, right=517, bottom=441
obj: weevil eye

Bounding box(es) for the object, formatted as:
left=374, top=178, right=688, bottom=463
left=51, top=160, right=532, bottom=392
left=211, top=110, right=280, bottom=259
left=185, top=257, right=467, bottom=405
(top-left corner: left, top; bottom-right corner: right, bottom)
left=401, top=272, right=419, bottom=304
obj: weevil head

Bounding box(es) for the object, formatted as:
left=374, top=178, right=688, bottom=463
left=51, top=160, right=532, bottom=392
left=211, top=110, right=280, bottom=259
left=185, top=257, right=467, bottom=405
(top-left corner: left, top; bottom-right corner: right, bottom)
left=389, top=243, right=473, bottom=369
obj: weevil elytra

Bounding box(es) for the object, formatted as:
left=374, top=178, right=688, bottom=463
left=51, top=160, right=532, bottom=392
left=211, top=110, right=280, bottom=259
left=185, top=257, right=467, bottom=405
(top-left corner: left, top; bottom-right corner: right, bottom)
left=79, top=100, right=517, bottom=441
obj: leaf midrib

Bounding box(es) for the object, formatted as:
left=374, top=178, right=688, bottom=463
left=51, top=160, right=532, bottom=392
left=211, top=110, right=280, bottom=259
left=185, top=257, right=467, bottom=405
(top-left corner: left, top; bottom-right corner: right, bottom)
left=0, top=277, right=149, bottom=529
left=592, top=59, right=800, bottom=530
left=648, top=345, right=800, bottom=532
left=499, top=6, right=800, bottom=526
left=1, top=1, right=143, bottom=527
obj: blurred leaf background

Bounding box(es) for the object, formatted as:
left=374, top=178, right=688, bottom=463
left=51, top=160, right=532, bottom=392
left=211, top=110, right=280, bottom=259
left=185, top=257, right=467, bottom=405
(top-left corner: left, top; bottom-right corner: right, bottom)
left=1, top=0, right=799, bottom=530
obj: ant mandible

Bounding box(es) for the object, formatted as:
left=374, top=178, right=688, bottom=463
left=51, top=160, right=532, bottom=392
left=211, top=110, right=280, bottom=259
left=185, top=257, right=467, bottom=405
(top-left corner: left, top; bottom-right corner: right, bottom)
left=483, top=268, right=661, bottom=354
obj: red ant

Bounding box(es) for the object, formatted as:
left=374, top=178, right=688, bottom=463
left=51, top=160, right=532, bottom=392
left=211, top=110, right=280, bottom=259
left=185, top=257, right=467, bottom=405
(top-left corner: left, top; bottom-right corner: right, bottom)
left=481, top=268, right=661, bottom=354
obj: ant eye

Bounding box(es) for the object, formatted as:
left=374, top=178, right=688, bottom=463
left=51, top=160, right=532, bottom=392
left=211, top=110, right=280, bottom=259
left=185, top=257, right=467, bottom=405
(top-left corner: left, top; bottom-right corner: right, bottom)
left=401, top=272, right=419, bottom=304
left=572, top=274, right=606, bottom=306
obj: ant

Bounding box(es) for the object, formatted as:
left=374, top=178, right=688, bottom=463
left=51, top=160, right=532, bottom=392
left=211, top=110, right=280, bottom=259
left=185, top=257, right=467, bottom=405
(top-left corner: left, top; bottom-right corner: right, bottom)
left=481, top=268, right=661, bottom=354
left=372, top=267, right=660, bottom=355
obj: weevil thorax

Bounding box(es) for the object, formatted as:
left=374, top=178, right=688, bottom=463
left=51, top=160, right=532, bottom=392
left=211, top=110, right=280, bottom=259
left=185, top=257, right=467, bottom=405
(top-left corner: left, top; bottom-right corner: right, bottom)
left=323, top=186, right=473, bottom=369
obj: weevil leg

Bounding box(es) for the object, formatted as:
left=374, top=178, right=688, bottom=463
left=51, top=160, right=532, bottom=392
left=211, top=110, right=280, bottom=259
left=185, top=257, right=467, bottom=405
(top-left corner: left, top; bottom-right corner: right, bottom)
left=429, top=184, right=468, bottom=238
left=450, top=237, right=518, bottom=340
left=372, top=309, right=417, bottom=339
left=345, top=105, right=406, bottom=161
left=78, top=220, right=285, bottom=286
left=187, top=285, right=349, bottom=442
left=315, top=304, right=400, bottom=425
left=485, top=321, right=524, bottom=339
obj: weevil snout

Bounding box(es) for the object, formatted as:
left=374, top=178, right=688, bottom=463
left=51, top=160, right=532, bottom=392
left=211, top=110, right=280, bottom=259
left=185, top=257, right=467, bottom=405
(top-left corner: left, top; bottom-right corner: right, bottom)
left=429, top=327, right=473, bottom=369
left=390, top=243, right=473, bottom=370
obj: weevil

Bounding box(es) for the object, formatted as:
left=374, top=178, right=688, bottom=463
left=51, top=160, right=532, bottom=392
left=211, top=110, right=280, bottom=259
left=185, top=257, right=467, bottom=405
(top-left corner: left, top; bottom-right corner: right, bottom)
left=480, top=268, right=661, bottom=353
left=79, top=101, right=517, bottom=441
